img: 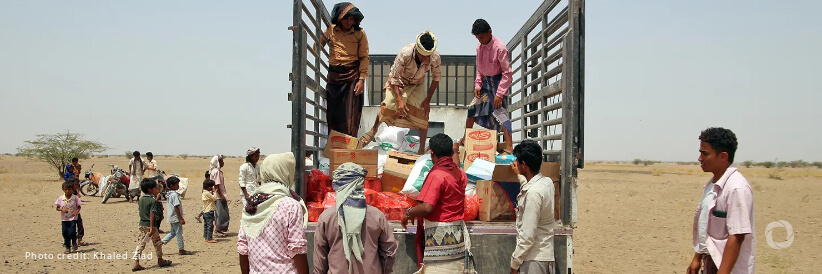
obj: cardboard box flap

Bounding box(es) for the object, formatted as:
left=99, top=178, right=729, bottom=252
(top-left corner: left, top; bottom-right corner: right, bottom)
left=327, top=149, right=378, bottom=165
left=323, top=130, right=362, bottom=156
left=388, top=151, right=421, bottom=161
left=383, top=151, right=423, bottom=179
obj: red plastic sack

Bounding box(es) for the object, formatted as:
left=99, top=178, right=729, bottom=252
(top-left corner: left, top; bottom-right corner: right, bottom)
left=463, top=195, right=479, bottom=221
left=307, top=202, right=325, bottom=222
left=307, top=169, right=330, bottom=203
left=322, top=192, right=337, bottom=208
left=365, top=178, right=382, bottom=192
left=375, top=192, right=416, bottom=220
left=364, top=188, right=378, bottom=206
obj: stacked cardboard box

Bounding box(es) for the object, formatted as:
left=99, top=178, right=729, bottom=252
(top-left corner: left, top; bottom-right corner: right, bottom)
left=463, top=128, right=497, bottom=170
left=323, top=130, right=362, bottom=156
left=327, top=149, right=379, bottom=179
left=381, top=151, right=420, bottom=192
left=476, top=162, right=561, bottom=221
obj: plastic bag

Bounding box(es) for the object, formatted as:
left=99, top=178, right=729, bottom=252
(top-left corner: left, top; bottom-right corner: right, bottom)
left=307, top=169, right=329, bottom=203
left=365, top=178, right=382, bottom=192
left=375, top=192, right=416, bottom=220
left=399, top=135, right=421, bottom=154
left=375, top=124, right=409, bottom=149
left=322, top=192, right=337, bottom=209
left=364, top=188, right=378, bottom=205
left=399, top=153, right=433, bottom=198
left=464, top=195, right=479, bottom=221
left=307, top=202, right=325, bottom=222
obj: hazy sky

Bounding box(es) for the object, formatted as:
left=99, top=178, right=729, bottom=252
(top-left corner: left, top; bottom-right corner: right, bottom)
left=1, top=0, right=820, bottom=162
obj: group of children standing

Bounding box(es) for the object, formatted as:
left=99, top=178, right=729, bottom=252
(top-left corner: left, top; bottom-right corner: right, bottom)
left=55, top=168, right=220, bottom=271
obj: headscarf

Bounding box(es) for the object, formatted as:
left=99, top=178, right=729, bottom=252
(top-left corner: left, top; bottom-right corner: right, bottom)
left=209, top=154, right=223, bottom=171
left=416, top=30, right=438, bottom=56
left=240, top=153, right=308, bottom=238
left=246, top=147, right=260, bottom=156
left=331, top=2, right=364, bottom=31
left=331, top=162, right=368, bottom=270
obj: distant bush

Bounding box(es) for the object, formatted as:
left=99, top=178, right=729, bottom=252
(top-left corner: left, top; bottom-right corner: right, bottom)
left=633, top=159, right=642, bottom=165
left=787, top=160, right=808, bottom=168
left=125, top=151, right=133, bottom=159
left=813, top=162, right=822, bottom=169
left=179, top=154, right=189, bottom=160
left=742, top=161, right=754, bottom=168
left=643, top=160, right=656, bottom=166
left=758, top=161, right=775, bottom=168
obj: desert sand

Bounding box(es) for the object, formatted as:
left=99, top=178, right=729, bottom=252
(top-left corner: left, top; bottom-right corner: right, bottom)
left=0, top=155, right=818, bottom=273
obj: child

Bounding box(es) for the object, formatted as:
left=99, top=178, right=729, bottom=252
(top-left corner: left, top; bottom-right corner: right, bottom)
left=161, top=177, right=192, bottom=255
left=55, top=181, right=81, bottom=254
left=194, top=171, right=209, bottom=223
left=201, top=179, right=218, bottom=243
left=133, top=179, right=172, bottom=271
left=67, top=177, right=87, bottom=246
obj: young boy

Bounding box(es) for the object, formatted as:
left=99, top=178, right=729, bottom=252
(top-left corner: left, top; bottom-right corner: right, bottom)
left=65, top=177, right=87, bottom=246
left=688, top=128, right=755, bottom=274
left=55, top=181, right=81, bottom=254
left=201, top=179, right=218, bottom=243
left=133, top=179, right=172, bottom=271
left=161, top=177, right=192, bottom=255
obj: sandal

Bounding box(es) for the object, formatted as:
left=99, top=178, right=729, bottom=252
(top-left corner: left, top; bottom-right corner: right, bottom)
left=178, top=250, right=193, bottom=255
left=205, top=240, right=217, bottom=243
left=158, top=259, right=173, bottom=267
left=131, top=265, right=145, bottom=272
left=359, top=131, right=375, bottom=147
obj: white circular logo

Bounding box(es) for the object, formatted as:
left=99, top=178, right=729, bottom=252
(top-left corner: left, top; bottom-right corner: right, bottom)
left=765, top=220, right=794, bottom=249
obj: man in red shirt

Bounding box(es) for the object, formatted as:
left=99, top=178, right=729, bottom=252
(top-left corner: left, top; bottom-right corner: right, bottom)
left=402, top=133, right=472, bottom=273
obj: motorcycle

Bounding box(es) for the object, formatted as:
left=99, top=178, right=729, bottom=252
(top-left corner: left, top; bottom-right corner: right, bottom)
left=101, top=165, right=132, bottom=204
left=145, top=169, right=169, bottom=201
left=79, top=164, right=103, bottom=196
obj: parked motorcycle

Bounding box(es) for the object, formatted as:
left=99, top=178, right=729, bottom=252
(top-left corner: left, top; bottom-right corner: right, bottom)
left=79, top=164, right=103, bottom=196
left=101, top=165, right=132, bottom=204
left=145, top=169, right=169, bottom=201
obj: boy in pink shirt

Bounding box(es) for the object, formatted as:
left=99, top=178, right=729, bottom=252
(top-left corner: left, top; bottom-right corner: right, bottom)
left=688, top=127, right=755, bottom=274
left=55, top=181, right=82, bottom=254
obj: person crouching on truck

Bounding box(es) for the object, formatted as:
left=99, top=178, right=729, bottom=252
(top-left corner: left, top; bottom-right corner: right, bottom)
left=687, top=128, right=755, bottom=274
left=402, top=133, right=474, bottom=273
left=313, top=163, right=398, bottom=274
left=359, top=31, right=442, bottom=154
left=510, top=140, right=555, bottom=274
left=316, top=2, right=369, bottom=137
left=462, top=19, right=515, bottom=154
left=237, top=152, right=309, bottom=274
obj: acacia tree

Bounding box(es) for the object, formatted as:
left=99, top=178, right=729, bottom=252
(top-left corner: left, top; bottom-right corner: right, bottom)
left=17, top=132, right=109, bottom=179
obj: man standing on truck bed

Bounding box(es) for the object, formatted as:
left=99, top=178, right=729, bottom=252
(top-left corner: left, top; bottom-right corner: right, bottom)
left=359, top=31, right=441, bottom=154
left=318, top=2, right=369, bottom=137
left=463, top=19, right=514, bottom=154
left=510, top=140, right=555, bottom=274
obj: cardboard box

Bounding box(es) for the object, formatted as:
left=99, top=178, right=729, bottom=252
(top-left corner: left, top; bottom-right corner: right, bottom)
left=477, top=180, right=519, bottom=221
left=327, top=149, right=378, bottom=165
left=383, top=151, right=421, bottom=179
left=330, top=163, right=378, bottom=179
left=464, top=128, right=497, bottom=169
left=323, top=130, right=362, bottom=156
left=381, top=173, right=406, bottom=192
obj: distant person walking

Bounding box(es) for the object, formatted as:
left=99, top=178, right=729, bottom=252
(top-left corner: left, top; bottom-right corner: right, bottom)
left=209, top=154, right=230, bottom=236
left=128, top=151, right=145, bottom=202
left=687, top=127, right=755, bottom=274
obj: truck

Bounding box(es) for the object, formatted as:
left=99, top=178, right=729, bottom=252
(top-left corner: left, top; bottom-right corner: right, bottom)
left=288, top=0, right=584, bottom=272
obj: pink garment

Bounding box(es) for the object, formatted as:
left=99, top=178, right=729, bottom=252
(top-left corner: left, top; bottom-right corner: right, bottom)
left=55, top=194, right=81, bottom=221
left=474, top=35, right=513, bottom=98
left=691, top=166, right=756, bottom=274
left=237, top=198, right=308, bottom=274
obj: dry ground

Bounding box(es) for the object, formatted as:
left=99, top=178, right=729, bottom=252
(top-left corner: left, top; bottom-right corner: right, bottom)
left=0, top=156, right=819, bottom=273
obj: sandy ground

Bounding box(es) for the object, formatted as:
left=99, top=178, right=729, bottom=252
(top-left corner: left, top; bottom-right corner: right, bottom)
left=0, top=155, right=819, bottom=273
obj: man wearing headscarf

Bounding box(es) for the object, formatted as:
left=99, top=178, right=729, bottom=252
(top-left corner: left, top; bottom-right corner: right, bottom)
left=240, top=147, right=262, bottom=207
left=359, top=31, right=441, bottom=154
left=313, top=163, right=397, bottom=274
left=402, top=134, right=474, bottom=273
left=317, top=2, right=369, bottom=137
left=237, top=153, right=309, bottom=274
left=210, top=154, right=230, bottom=236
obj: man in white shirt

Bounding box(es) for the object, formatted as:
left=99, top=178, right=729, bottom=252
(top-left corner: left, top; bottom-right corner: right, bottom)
left=510, top=140, right=555, bottom=274
left=239, top=147, right=261, bottom=207
left=688, top=128, right=755, bottom=274
left=128, top=151, right=144, bottom=202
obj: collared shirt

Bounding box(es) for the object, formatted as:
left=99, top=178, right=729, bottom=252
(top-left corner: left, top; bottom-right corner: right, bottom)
left=166, top=191, right=182, bottom=223
left=387, top=43, right=441, bottom=87
left=210, top=169, right=227, bottom=200
left=143, top=159, right=159, bottom=178
left=237, top=198, right=308, bottom=274
left=511, top=174, right=555, bottom=269
left=239, top=162, right=261, bottom=195
left=313, top=205, right=398, bottom=274
left=417, top=168, right=467, bottom=222
left=202, top=190, right=217, bottom=212
left=55, top=194, right=81, bottom=221
left=475, top=35, right=513, bottom=98
left=691, top=166, right=756, bottom=274
left=324, top=25, right=370, bottom=78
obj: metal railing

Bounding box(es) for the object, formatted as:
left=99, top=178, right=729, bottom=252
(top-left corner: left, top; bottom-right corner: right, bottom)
left=366, top=55, right=477, bottom=107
